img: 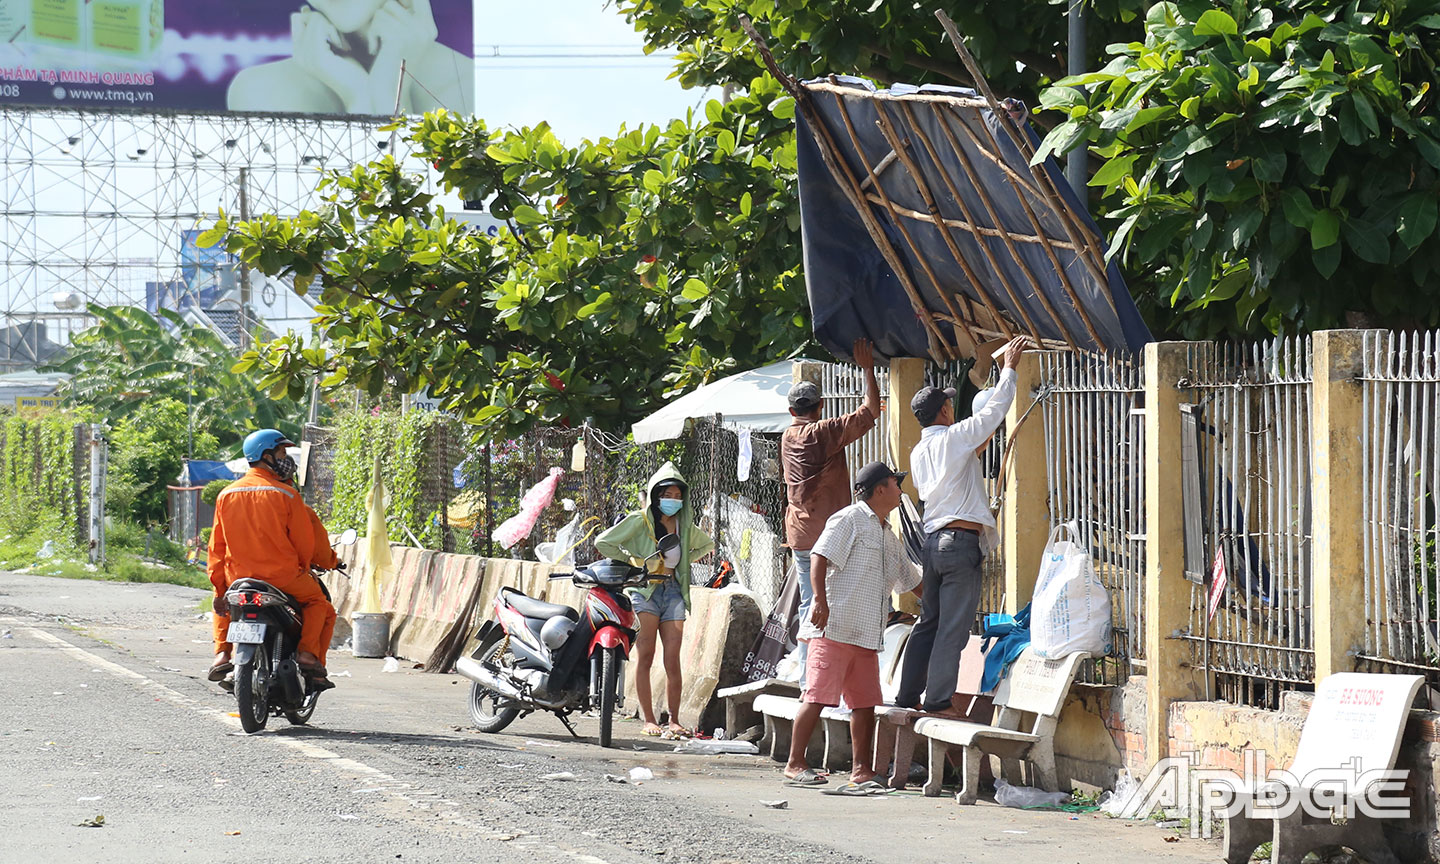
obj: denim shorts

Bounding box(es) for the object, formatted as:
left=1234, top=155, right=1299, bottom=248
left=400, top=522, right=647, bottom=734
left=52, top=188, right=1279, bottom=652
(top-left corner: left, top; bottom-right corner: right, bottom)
left=628, top=579, right=687, bottom=623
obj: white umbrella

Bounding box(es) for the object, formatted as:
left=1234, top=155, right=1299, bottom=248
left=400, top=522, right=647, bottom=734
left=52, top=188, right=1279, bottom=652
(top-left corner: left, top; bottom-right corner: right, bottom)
left=631, top=359, right=808, bottom=443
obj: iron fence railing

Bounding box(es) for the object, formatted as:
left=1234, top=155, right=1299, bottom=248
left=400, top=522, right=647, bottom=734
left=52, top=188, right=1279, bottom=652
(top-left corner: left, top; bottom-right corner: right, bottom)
left=1039, top=351, right=1146, bottom=686
left=1359, top=330, right=1440, bottom=679
left=1180, top=337, right=1315, bottom=705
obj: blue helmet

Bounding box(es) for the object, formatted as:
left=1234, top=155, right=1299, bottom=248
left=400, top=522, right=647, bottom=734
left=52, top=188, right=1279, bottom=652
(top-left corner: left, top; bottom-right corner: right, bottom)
left=242, top=429, right=295, bottom=464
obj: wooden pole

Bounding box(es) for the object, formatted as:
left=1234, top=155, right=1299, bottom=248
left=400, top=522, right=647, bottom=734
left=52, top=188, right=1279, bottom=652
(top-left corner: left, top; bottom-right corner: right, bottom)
left=933, top=10, right=1112, bottom=281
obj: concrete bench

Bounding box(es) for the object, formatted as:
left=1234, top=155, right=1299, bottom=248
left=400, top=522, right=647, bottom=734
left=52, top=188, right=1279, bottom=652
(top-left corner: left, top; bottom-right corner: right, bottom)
left=752, top=693, right=850, bottom=770
left=873, top=639, right=992, bottom=790
left=716, top=677, right=801, bottom=740
left=1220, top=672, right=1423, bottom=864
left=914, top=648, right=1087, bottom=803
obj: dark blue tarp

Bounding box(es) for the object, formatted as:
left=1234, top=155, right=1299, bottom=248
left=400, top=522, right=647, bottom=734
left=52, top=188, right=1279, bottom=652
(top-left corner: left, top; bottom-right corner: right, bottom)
left=182, top=460, right=239, bottom=485
left=797, top=77, right=1152, bottom=361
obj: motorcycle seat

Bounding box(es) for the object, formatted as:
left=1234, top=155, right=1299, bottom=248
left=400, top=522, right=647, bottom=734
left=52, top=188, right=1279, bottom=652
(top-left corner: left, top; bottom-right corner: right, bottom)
left=501, top=587, right=578, bottom=622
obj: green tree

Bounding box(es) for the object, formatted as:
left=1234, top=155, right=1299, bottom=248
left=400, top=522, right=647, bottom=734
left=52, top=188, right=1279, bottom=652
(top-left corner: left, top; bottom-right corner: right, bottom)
left=209, top=81, right=805, bottom=438
left=48, top=304, right=304, bottom=450
left=109, top=399, right=219, bottom=526
left=1036, top=0, right=1440, bottom=337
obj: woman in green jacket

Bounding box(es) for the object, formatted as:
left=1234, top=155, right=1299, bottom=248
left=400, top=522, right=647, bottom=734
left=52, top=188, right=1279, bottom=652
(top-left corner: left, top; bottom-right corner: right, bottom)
left=595, top=462, right=714, bottom=736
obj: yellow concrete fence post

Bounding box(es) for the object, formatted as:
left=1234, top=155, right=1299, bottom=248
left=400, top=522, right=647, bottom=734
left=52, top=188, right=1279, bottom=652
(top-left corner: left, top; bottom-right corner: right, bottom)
left=888, top=357, right=926, bottom=499
left=1311, top=330, right=1370, bottom=681
left=1144, top=341, right=1207, bottom=768
left=1003, top=352, right=1047, bottom=615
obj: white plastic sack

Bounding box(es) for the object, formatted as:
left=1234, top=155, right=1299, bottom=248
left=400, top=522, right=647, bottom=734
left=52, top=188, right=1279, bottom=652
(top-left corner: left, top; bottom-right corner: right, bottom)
left=1030, top=522, right=1112, bottom=659
left=535, top=514, right=582, bottom=565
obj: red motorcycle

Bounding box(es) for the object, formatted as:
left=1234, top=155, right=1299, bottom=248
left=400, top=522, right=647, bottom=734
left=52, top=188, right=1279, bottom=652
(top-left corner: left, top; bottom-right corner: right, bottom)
left=456, top=534, right=679, bottom=747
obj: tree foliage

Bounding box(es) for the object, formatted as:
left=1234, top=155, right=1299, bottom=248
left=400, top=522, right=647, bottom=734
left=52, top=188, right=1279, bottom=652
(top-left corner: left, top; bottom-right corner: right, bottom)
left=48, top=304, right=304, bottom=450
left=1038, top=0, right=1440, bottom=337
left=108, top=399, right=218, bottom=527
left=210, top=79, right=805, bottom=438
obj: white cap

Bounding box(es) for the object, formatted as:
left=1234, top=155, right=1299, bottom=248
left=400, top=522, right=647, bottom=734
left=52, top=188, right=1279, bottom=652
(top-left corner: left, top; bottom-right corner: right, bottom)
left=971, top=388, right=994, bottom=417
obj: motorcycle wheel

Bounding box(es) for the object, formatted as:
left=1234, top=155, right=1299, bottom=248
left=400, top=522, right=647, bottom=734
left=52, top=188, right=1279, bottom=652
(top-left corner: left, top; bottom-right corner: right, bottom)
left=598, top=646, right=619, bottom=748
left=235, top=643, right=270, bottom=733
left=284, top=690, right=319, bottom=725
left=468, top=632, right=520, bottom=734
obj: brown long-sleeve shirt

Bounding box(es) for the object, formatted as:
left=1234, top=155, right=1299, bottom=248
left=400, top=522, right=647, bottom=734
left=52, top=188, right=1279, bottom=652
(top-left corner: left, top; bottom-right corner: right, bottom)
left=780, top=404, right=877, bottom=550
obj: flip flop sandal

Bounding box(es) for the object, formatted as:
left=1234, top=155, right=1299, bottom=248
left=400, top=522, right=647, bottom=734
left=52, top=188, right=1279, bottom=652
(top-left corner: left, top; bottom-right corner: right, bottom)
left=784, top=768, right=829, bottom=787
left=822, top=782, right=878, bottom=797
left=298, top=663, right=329, bottom=678
left=206, top=662, right=233, bottom=682
left=308, top=677, right=336, bottom=693
left=853, top=780, right=892, bottom=795
left=641, top=728, right=665, bottom=737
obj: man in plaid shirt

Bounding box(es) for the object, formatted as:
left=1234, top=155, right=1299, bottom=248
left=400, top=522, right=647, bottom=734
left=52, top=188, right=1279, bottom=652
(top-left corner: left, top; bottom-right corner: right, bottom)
left=783, top=461, right=922, bottom=787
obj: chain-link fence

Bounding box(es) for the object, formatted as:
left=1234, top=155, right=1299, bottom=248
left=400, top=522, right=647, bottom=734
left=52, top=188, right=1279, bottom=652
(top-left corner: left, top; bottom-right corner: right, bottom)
left=303, top=414, right=794, bottom=614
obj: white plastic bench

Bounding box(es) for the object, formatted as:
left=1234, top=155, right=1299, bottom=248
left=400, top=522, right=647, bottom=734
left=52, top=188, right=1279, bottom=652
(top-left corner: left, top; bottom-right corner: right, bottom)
left=874, top=638, right=992, bottom=790
left=913, top=648, right=1087, bottom=803
left=1220, top=672, right=1423, bottom=864
left=716, top=678, right=801, bottom=740
left=752, top=693, right=851, bottom=771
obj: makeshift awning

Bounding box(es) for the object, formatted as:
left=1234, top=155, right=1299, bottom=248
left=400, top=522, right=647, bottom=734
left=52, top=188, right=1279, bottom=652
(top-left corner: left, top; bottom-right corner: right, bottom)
left=795, top=75, right=1152, bottom=362
left=631, top=360, right=802, bottom=444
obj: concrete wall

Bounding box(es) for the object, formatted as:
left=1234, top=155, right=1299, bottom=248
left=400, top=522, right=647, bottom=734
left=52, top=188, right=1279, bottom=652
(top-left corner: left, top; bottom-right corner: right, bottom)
left=328, top=539, right=762, bottom=734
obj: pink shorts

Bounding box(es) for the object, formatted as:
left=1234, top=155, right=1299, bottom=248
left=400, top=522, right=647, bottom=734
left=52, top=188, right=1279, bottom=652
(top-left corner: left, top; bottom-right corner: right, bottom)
left=801, top=636, right=882, bottom=710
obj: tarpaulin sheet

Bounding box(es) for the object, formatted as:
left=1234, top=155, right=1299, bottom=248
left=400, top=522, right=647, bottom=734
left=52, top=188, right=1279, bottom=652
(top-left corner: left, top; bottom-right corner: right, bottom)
left=797, top=77, right=1151, bottom=360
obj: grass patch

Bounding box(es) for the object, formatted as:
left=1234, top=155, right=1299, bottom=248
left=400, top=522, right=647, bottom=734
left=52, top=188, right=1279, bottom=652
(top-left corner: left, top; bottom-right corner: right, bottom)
left=0, top=506, right=209, bottom=592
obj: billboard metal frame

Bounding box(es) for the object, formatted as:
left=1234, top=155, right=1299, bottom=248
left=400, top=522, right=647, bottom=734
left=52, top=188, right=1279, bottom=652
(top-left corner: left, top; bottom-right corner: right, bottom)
left=0, top=104, right=413, bottom=369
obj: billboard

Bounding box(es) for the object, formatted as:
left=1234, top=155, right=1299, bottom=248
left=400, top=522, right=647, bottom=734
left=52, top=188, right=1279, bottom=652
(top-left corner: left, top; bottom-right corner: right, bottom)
left=0, top=1, right=474, bottom=116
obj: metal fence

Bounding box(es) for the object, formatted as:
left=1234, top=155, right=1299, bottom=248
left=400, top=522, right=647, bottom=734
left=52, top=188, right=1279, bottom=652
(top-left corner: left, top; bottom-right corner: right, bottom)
left=817, top=361, right=893, bottom=489
left=1039, top=351, right=1146, bottom=686
left=1359, top=330, right=1440, bottom=677
left=1181, top=338, right=1315, bottom=707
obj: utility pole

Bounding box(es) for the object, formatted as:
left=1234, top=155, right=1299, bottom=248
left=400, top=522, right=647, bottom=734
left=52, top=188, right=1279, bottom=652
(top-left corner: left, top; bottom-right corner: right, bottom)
left=1066, top=0, right=1087, bottom=197
left=88, top=424, right=106, bottom=565
left=237, top=166, right=252, bottom=350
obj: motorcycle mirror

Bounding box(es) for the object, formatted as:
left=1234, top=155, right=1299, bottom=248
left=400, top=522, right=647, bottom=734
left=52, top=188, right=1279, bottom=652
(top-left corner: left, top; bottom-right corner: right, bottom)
left=336, top=528, right=358, bottom=546
left=657, top=534, right=680, bottom=555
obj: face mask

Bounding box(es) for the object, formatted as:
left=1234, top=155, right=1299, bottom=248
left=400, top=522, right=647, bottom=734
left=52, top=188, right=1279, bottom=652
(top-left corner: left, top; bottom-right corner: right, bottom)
left=657, top=498, right=683, bottom=516
left=268, top=455, right=298, bottom=482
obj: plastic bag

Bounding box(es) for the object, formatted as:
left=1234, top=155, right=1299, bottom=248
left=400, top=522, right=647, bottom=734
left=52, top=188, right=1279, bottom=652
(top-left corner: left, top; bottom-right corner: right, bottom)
left=994, top=778, right=1070, bottom=809
left=673, top=739, right=760, bottom=755
left=1099, top=770, right=1144, bottom=818
left=535, top=514, right=581, bottom=565
left=1030, top=522, right=1112, bottom=660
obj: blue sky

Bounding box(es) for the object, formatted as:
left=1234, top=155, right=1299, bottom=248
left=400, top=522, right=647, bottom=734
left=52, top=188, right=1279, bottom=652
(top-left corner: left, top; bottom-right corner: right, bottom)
left=472, top=0, right=711, bottom=142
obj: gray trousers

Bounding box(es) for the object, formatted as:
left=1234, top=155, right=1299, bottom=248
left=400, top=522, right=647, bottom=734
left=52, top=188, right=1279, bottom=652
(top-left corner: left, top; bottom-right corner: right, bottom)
left=896, top=528, right=984, bottom=712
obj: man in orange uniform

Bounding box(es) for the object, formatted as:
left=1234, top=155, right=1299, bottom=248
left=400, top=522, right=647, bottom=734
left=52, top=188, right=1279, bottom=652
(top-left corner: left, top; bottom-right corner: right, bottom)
left=207, top=429, right=336, bottom=688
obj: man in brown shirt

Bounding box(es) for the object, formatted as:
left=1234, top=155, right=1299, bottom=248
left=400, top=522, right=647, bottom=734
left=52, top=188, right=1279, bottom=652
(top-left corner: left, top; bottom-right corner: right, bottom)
left=782, top=338, right=879, bottom=682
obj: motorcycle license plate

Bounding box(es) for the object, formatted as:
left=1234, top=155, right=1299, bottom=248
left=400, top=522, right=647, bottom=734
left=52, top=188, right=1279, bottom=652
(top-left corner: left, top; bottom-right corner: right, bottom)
left=226, top=621, right=266, bottom=644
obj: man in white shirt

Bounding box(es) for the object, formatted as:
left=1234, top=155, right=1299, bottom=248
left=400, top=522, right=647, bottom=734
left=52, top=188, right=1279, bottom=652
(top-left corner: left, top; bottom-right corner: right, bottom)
left=896, top=336, right=1027, bottom=716
left=782, top=461, right=922, bottom=788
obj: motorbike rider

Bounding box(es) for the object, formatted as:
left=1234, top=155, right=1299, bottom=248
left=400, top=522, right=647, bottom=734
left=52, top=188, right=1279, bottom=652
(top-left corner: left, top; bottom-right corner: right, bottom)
left=207, top=429, right=337, bottom=690
left=595, top=462, right=714, bottom=737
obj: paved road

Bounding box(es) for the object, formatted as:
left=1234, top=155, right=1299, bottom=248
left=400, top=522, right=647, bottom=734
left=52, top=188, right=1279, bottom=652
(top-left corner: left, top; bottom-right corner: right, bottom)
left=0, top=573, right=1219, bottom=863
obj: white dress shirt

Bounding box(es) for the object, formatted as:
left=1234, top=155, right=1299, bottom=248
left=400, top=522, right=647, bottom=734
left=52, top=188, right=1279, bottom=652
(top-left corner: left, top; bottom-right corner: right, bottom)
left=909, top=368, right=1018, bottom=551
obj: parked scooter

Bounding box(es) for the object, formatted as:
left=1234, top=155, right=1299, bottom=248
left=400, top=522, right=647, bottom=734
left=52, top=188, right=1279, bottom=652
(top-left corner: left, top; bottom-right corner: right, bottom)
left=456, top=534, right=680, bottom=748
left=222, top=528, right=357, bottom=733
